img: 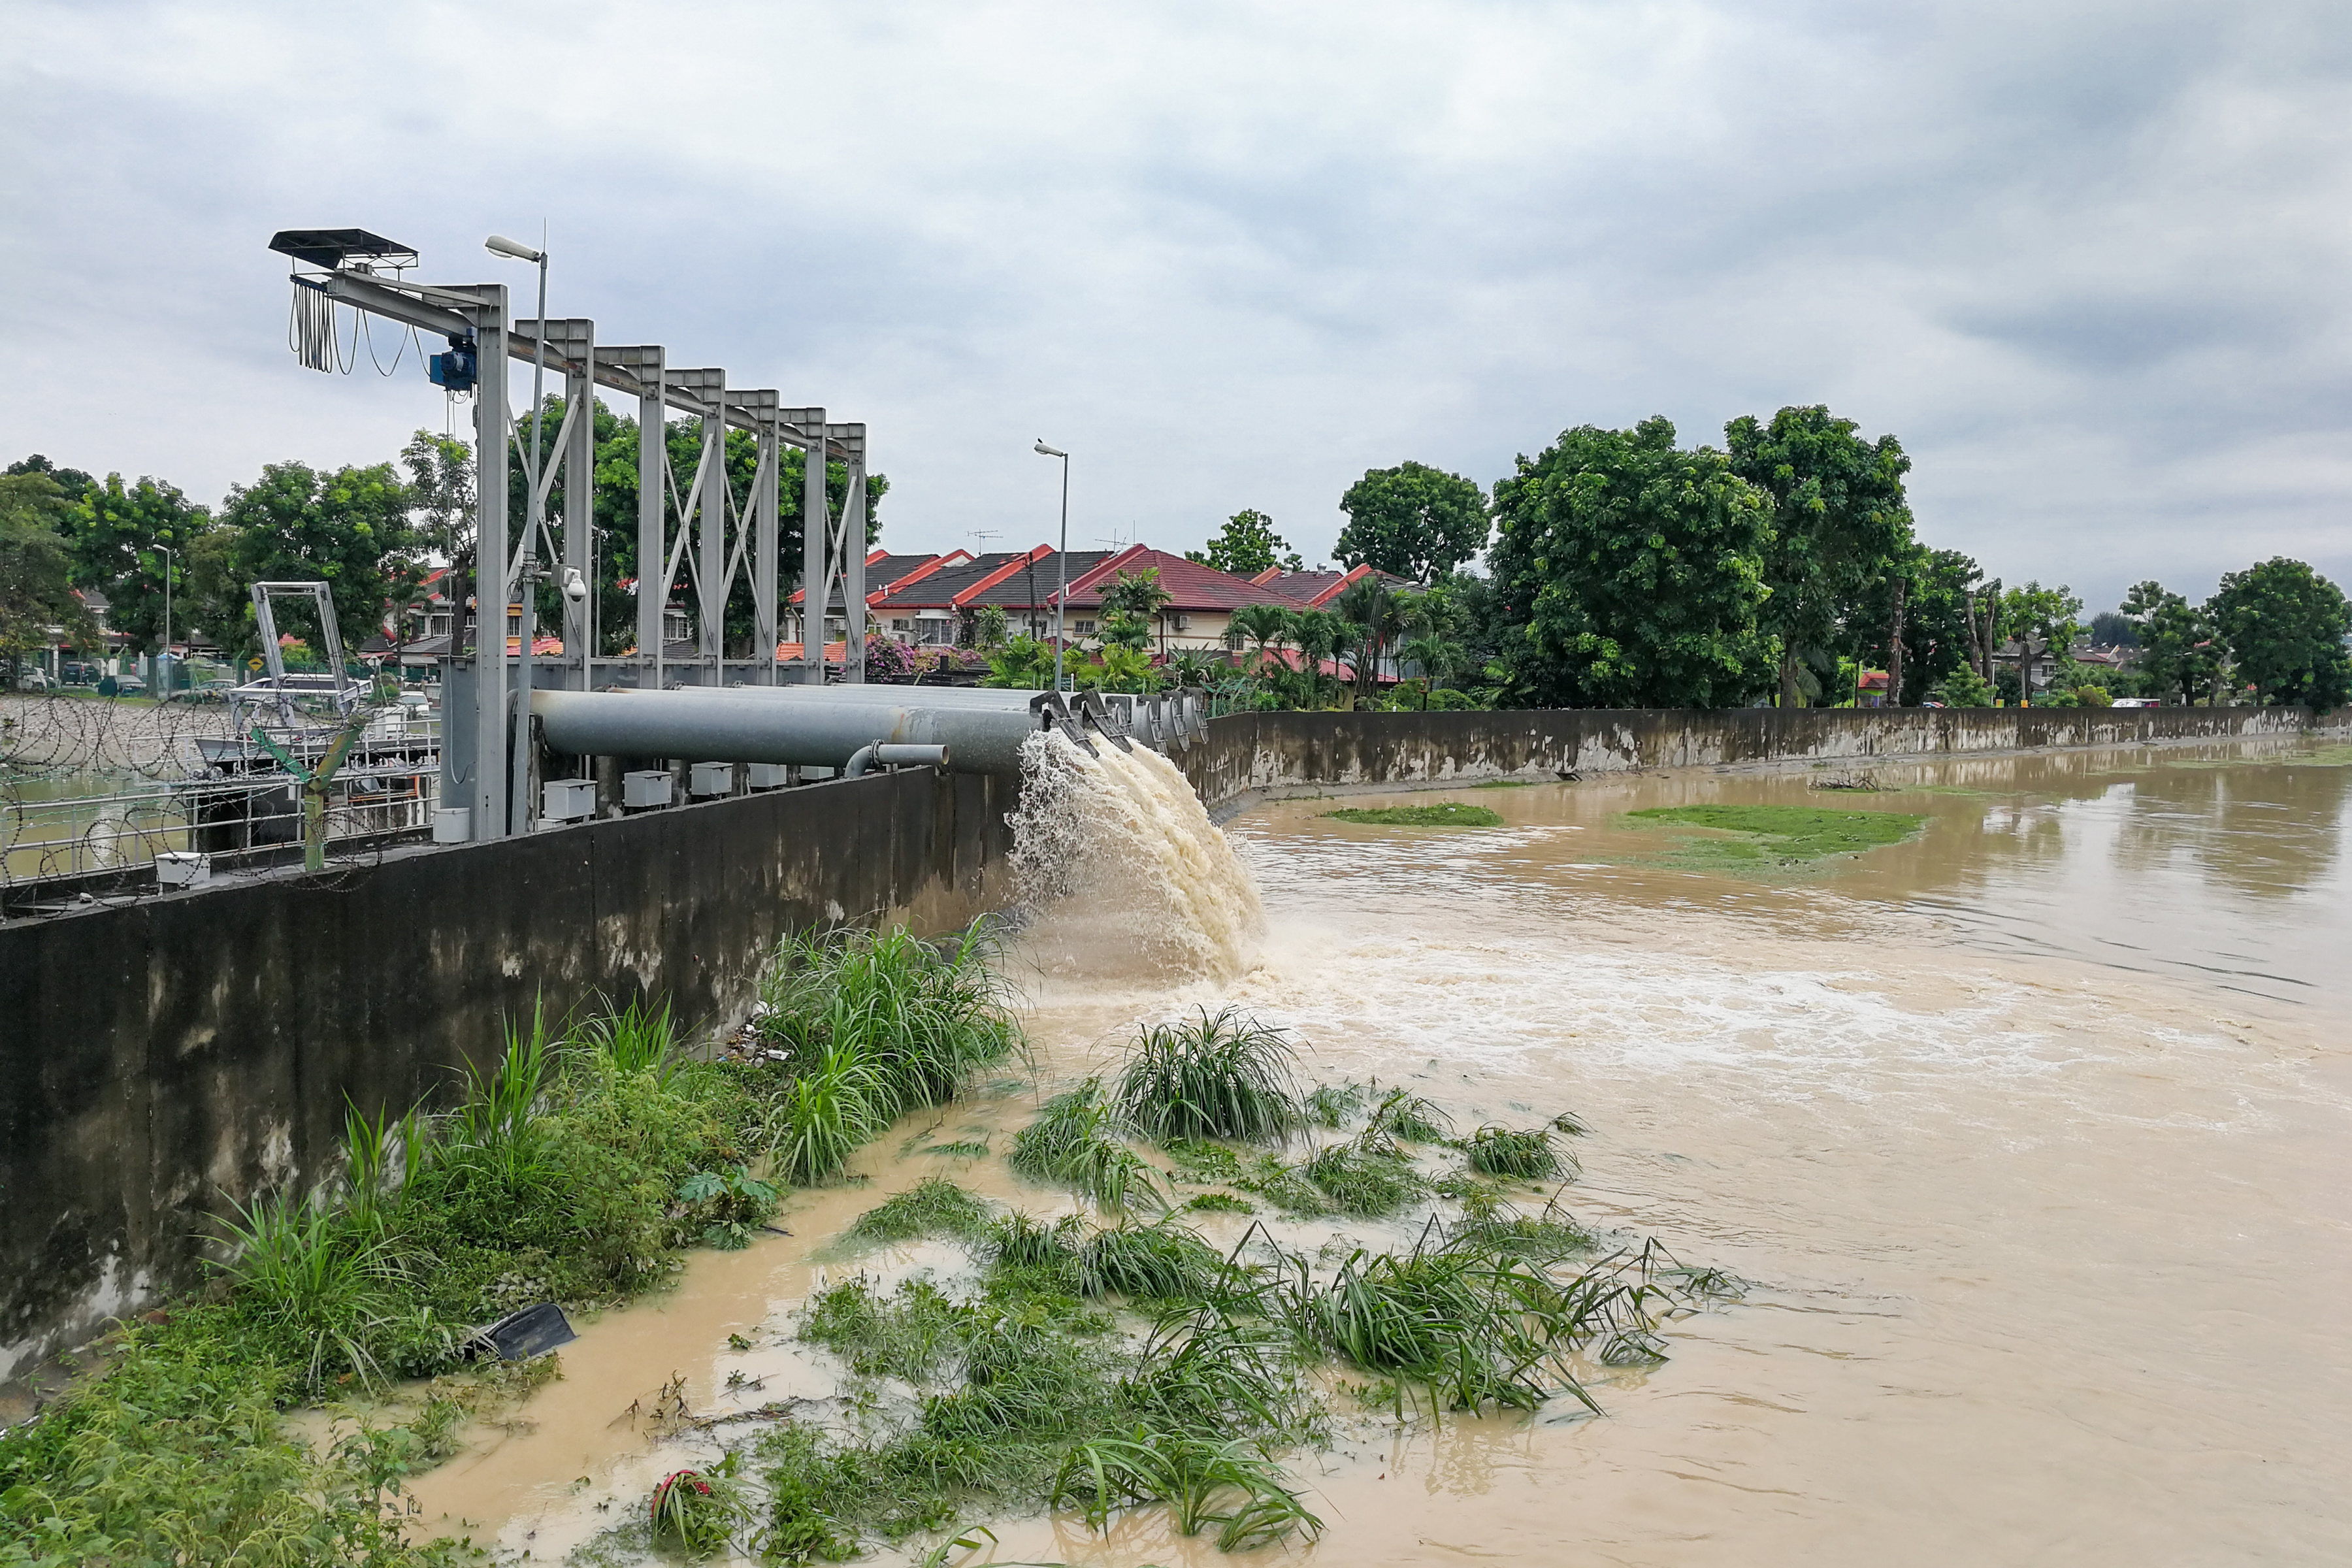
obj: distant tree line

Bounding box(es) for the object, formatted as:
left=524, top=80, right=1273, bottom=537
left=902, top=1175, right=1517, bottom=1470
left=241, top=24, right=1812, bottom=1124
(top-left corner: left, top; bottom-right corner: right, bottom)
left=1232, top=410, right=2347, bottom=713
left=2, top=402, right=881, bottom=679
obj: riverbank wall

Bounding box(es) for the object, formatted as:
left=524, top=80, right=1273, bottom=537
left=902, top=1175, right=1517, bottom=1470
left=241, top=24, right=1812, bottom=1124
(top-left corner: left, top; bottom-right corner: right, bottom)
left=0, top=767, right=1014, bottom=1384
left=1180, top=704, right=2331, bottom=815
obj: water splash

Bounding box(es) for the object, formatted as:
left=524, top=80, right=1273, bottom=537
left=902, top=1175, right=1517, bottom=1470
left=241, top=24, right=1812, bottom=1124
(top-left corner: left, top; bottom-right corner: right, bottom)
left=1007, top=729, right=1265, bottom=982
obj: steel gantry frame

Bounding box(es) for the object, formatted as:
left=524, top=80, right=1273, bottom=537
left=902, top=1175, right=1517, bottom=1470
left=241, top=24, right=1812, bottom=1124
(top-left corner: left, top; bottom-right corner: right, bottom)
left=272, top=231, right=868, bottom=842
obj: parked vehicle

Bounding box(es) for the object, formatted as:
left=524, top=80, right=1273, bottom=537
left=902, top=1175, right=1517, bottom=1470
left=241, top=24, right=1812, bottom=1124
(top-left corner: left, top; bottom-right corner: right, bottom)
left=112, top=674, right=147, bottom=696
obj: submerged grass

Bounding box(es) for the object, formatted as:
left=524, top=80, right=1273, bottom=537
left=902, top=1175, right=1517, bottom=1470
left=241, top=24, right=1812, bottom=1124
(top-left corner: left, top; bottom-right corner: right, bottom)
left=1463, top=1124, right=1568, bottom=1180
left=843, top=1177, right=992, bottom=1249
left=1624, top=802, right=1925, bottom=864
left=1008, top=1079, right=1164, bottom=1213
left=1322, top=802, right=1504, bottom=827
left=1117, top=1007, right=1304, bottom=1145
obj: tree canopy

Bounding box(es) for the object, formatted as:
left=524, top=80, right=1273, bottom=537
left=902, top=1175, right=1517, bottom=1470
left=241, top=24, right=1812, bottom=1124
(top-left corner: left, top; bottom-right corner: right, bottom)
left=69, top=473, right=210, bottom=652
left=1725, top=406, right=1913, bottom=706
left=1490, top=417, right=1776, bottom=708
left=1335, top=461, right=1490, bottom=583
left=0, top=473, right=99, bottom=677
left=213, top=461, right=422, bottom=660
left=1188, top=508, right=1300, bottom=577
left=2119, top=581, right=2223, bottom=706
left=2208, top=557, right=2351, bottom=710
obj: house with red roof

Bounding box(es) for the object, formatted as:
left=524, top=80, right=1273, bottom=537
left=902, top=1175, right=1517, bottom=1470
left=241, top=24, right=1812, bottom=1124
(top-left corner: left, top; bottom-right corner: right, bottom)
left=1057, top=546, right=1305, bottom=655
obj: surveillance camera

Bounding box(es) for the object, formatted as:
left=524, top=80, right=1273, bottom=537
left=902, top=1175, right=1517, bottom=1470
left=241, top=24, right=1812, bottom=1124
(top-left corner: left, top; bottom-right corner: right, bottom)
left=561, top=568, right=588, bottom=605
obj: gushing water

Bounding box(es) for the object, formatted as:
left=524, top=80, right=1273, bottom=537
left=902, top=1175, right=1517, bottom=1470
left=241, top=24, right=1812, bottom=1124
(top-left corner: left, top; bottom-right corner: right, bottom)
left=1006, top=730, right=1265, bottom=982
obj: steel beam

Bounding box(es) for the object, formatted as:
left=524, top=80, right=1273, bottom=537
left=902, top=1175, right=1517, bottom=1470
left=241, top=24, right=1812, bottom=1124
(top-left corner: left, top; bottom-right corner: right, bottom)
left=666, top=368, right=727, bottom=683
left=785, top=407, right=827, bottom=683
left=728, top=389, right=783, bottom=686
left=830, top=423, right=867, bottom=684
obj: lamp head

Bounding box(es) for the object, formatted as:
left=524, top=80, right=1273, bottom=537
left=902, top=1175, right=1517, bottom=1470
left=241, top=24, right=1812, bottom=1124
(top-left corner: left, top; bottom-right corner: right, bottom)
left=1034, top=440, right=1068, bottom=458
left=485, top=234, right=546, bottom=264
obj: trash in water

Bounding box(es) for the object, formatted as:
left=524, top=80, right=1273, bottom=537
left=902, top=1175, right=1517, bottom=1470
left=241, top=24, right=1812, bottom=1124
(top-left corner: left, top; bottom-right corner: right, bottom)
left=480, top=1301, right=576, bottom=1361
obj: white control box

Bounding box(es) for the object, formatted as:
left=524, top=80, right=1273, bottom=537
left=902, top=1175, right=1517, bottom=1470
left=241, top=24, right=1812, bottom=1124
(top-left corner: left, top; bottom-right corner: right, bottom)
left=687, top=761, right=734, bottom=798
left=541, top=777, right=598, bottom=822
left=746, top=762, right=792, bottom=790
left=623, top=770, right=673, bottom=809
left=155, top=851, right=211, bottom=889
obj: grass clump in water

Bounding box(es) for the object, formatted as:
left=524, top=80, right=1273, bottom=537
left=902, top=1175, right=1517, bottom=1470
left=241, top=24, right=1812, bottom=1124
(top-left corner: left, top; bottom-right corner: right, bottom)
left=1117, top=1007, right=1303, bottom=1145
left=755, top=924, right=1025, bottom=1183
left=1305, top=1080, right=1369, bottom=1128
left=1365, top=1088, right=1453, bottom=1147
left=1303, top=1138, right=1429, bottom=1217
left=1053, top=1429, right=1322, bottom=1552
left=1183, top=1192, right=1258, bottom=1217
left=843, top=1177, right=991, bottom=1249
left=1462, top=1124, right=1568, bottom=1180
left=1322, top=802, right=1503, bottom=827
left=1624, top=802, right=1924, bottom=864
left=1009, top=1079, right=1164, bottom=1213
left=1078, top=1221, right=1228, bottom=1302
left=800, top=1276, right=973, bottom=1383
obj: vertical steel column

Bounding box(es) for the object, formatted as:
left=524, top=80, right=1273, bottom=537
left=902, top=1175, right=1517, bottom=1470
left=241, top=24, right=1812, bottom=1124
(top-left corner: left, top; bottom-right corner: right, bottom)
left=792, top=408, right=828, bottom=683
left=831, top=423, right=868, bottom=684
left=694, top=371, right=728, bottom=683
left=593, top=346, right=668, bottom=691
left=563, top=327, right=595, bottom=691
left=753, top=407, right=780, bottom=685
left=468, top=284, right=511, bottom=840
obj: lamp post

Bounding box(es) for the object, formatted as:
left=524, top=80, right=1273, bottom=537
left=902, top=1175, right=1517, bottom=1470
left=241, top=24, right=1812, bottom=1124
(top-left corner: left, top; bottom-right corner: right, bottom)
left=1034, top=440, right=1069, bottom=692
left=488, top=231, right=549, bottom=832
left=154, top=543, right=174, bottom=696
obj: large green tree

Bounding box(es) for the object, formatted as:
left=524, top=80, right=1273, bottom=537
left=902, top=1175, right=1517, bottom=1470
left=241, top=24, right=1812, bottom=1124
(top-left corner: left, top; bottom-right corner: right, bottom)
left=1489, top=417, right=1777, bottom=709
left=1188, top=508, right=1301, bottom=577
left=1725, top=406, right=1914, bottom=706
left=2119, top=581, right=2223, bottom=706
left=69, top=474, right=211, bottom=653
left=1335, top=461, right=1489, bottom=583
left=0, top=472, right=100, bottom=681
left=214, top=461, right=423, bottom=661
left=2208, top=557, right=2351, bottom=709
left=2000, top=580, right=2084, bottom=702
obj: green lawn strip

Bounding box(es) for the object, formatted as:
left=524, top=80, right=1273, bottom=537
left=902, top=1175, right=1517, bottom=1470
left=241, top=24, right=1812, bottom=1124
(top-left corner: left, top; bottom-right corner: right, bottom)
left=1623, top=803, right=1925, bottom=862
left=1321, top=802, right=1504, bottom=827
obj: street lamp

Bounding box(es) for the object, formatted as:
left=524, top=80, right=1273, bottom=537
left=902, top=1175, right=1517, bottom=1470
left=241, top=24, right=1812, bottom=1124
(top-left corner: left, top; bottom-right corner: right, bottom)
left=154, top=543, right=175, bottom=696
left=1034, top=440, right=1069, bottom=692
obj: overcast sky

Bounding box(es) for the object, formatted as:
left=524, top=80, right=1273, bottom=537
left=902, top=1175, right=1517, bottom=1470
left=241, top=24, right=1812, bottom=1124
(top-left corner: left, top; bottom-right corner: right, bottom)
left=5, top=0, right=2347, bottom=611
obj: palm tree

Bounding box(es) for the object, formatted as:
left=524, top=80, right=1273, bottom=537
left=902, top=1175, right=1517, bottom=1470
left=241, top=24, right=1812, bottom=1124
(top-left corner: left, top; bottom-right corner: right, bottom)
left=1226, top=603, right=1295, bottom=679
left=1290, top=609, right=1341, bottom=708
left=1399, top=634, right=1465, bottom=708
left=1331, top=575, right=1402, bottom=707
left=1100, top=568, right=1174, bottom=654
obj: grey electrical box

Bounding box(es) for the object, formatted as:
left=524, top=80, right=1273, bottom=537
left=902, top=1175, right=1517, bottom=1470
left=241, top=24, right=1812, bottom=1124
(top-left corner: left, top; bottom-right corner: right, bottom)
left=623, top=770, right=673, bottom=809
left=746, top=762, right=792, bottom=790
left=687, top=761, right=734, bottom=798
left=542, top=777, right=597, bottom=821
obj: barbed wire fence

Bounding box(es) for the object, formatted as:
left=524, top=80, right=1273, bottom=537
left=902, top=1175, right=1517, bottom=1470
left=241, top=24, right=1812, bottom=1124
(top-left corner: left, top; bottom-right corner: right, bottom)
left=0, top=694, right=428, bottom=909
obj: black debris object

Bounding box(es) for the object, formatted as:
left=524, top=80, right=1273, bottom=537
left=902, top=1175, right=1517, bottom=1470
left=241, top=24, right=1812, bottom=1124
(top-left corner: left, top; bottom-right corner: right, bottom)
left=482, top=1301, right=576, bottom=1361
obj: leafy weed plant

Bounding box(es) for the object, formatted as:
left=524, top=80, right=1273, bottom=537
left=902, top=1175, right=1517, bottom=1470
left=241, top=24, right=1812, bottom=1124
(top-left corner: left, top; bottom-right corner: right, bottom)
left=1116, top=1007, right=1303, bottom=1145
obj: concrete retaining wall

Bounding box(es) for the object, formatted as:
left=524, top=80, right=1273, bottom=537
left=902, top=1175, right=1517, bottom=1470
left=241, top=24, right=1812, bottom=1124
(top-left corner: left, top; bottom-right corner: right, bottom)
left=0, top=768, right=1015, bottom=1382
left=1180, top=705, right=2327, bottom=812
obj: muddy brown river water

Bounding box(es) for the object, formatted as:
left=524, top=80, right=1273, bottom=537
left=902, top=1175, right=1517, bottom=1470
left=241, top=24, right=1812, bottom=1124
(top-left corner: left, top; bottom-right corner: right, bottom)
left=402, top=734, right=2351, bottom=1565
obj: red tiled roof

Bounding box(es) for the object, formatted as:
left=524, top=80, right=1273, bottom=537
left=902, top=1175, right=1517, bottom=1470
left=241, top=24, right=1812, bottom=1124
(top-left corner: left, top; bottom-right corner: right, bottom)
left=1060, top=546, right=1301, bottom=612
left=1250, top=563, right=1407, bottom=608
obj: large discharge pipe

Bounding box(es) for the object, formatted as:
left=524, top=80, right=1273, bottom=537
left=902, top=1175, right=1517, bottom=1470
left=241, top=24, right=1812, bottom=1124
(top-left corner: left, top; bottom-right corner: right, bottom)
left=531, top=687, right=1051, bottom=776
left=694, top=682, right=1206, bottom=747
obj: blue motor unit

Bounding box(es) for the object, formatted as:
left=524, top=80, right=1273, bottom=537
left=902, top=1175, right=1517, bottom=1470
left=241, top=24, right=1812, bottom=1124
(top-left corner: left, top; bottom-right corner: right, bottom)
left=429, top=337, right=478, bottom=393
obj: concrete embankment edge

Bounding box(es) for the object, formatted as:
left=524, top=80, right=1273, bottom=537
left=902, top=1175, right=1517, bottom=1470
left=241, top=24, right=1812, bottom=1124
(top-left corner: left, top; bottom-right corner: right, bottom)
left=1179, top=705, right=2336, bottom=819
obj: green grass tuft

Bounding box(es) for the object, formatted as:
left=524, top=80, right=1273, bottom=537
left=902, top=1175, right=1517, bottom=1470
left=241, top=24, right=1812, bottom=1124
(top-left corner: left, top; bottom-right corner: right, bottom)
left=1181, top=1192, right=1257, bottom=1216
left=1008, top=1079, right=1164, bottom=1213
left=843, top=1177, right=992, bottom=1248
left=1463, top=1124, right=1567, bottom=1179
left=1321, top=802, right=1503, bottom=827
left=1117, top=1007, right=1303, bottom=1146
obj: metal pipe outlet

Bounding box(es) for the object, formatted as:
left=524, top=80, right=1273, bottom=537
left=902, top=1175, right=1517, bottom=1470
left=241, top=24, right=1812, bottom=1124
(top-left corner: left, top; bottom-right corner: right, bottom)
left=530, top=687, right=1043, bottom=776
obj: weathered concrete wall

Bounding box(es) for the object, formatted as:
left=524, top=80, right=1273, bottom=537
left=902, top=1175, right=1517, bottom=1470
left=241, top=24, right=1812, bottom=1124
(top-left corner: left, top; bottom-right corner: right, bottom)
left=1181, top=705, right=2327, bottom=812
left=0, top=768, right=1014, bottom=1382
